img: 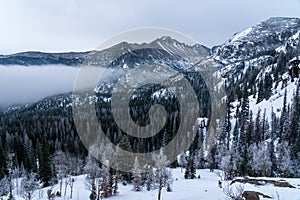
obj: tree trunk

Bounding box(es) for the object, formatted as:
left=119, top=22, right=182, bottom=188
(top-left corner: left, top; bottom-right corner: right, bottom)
left=70, top=185, right=73, bottom=199
left=60, top=178, right=62, bottom=195
left=64, top=181, right=68, bottom=197
left=158, top=179, right=162, bottom=200
left=158, top=187, right=162, bottom=200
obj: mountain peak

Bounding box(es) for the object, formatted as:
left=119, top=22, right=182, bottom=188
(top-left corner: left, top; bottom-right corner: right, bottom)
left=212, top=17, right=300, bottom=62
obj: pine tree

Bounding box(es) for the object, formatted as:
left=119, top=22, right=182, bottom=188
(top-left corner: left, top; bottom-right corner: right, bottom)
left=101, top=164, right=110, bottom=198
left=277, top=142, right=294, bottom=177
left=287, top=82, right=300, bottom=159
left=254, top=109, right=262, bottom=144
left=38, top=141, right=53, bottom=187
left=280, top=89, right=288, bottom=140
left=116, top=136, right=133, bottom=182
left=220, top=99, right=232, bottom=150
left=132, top=157, right=142, bottom=191
left=268, top=140, right=276, bottom=177
left=256, top=79, right=265, bottom=103
left=184, top=153, right=196, bottom=179
left=0, top=176, right=9, bottom=197
left=145, top=171, right=154, bottom=191
left=264, top=73, right=273, bottom=100
left=0, top=149, right=8, bottom=179
left=238, top=90, right=250, bottom=176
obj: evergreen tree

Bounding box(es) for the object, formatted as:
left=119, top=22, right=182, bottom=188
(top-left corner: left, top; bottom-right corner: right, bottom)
left=145, top=170, right=154, bottom=191
left=0, top=149, right=8, bottom=179
left=268, top=140, right=277, bottom=177
left=264, top=73, right=273, bottom=100
left=277, top=142, right=294, bottom=177
left=184, top=153, right=196, bottom=179
left=116, top=136, right=133, bottom=182
left=287, top=82, right=300, bottom=159
left=238, top=89, right=250, bottom=176
left=132, top=157, right=142, bottom=191
left=254, top=109, right=262, bottom=144
left=256, top=79, right=265, bottom=103
left=0, top=176, right=9, bottom=197
left=38, top=141, right=53, bottom=187
left=280, top=89, right=288, bottom=140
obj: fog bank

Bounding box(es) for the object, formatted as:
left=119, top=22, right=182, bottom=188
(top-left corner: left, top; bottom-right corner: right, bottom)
left=0, top=65, right=80, bottom=108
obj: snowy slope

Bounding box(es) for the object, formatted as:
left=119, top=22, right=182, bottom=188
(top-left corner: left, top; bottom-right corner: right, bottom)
left=2, top=168, right=300, bottom=200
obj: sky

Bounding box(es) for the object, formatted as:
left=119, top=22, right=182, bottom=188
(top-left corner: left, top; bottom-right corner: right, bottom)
left=0, top=0, right=300, bottom=54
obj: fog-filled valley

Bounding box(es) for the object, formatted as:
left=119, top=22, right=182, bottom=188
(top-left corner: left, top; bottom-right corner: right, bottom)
left=0, top=65, right=79, bottom=108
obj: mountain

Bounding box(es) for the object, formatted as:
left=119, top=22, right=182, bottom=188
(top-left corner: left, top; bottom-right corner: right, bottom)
left=213, top=17, right=300, bottom=63
left=1, top=17, right=300, bottom=186
left=0, top=51, right=90, bottom=66
left=210, top=17, right=300, bottom=77
left=0, top=36, right=210, bottom=66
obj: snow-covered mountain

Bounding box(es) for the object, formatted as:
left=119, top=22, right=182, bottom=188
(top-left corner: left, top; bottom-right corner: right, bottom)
left=0, top=36, right=209, bottom=66
left=213, top=17, right=300, bottom=62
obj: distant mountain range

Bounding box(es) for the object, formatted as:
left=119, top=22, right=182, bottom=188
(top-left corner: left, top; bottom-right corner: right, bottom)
left=1, top=17, right=299, bottom=112
left=0, top=36, right=210, bottom=66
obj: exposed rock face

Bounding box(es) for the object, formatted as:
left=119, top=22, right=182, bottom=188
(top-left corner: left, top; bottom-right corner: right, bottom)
left=242, top=191, right=272, bottom=200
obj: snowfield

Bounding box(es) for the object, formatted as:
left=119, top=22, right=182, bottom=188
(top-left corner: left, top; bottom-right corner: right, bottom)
left=2, top=168, right=300, bottom=200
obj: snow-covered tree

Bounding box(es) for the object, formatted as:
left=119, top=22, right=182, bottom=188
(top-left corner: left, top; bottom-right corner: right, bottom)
left=84, top=154, right=101, bottom=200
left=132, top=157, right=142, bottom=191
left=99, top=164, right=110, bottom=198
left=144, top=170, right=154, bottom=191
left=223, top=183, right=244, bottom=200
left=152, top=152, right=173, bottom=200
left=0, top=176, right=9, bottom=197
left=178, top=153, right=187, bottom=172
left=220, top=154, right=232, bottom=180
left=0, top=150, right=8, bottom=180
left=21, top=172, right=40, bottom=200
left=52, top=151, right=68, bottom=195
left=184, top=153, right=196, bottom=179
left=38, top=141, right=53, bottom=187
left=277, top=142, right=294, bottom=177
left=12, top=165, right=26, bottom=195
left=249, top=142, right=272, bottom=177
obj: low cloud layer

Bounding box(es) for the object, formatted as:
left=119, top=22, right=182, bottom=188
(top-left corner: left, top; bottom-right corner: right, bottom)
left=0, top=65, right=79, bottom=108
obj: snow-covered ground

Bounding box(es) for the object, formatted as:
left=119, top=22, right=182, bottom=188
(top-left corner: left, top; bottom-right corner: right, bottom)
left=2, top=168, right=300, bottom=200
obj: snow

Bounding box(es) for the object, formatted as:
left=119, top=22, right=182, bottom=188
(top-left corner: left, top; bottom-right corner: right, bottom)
left=249, top=78, right=298, bottom=120
left=2, top=168, right=300, bottom=200
left=122, top=63, right=129, bottom=69
left=231, top=27, right=253, bottom=42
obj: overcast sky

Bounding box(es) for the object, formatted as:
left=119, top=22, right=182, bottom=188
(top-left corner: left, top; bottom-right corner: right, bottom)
left=0, top=0, right=300, bottom=54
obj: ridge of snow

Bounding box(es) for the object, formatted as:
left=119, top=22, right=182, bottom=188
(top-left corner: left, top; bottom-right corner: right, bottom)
left=231, top=27, right=253, bottom=42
